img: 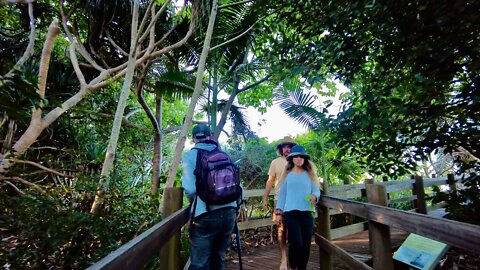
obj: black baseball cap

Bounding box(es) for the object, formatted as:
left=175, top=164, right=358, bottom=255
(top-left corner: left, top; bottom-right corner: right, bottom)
left=192, top=124, right=211, bottom=139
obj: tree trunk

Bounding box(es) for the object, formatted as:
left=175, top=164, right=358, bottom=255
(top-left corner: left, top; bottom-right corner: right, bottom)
left=211, top=63, right=219, bottom=131
left=212, top=45, right=249, bottom=140
left=1, top=1, right=196, bottom=177
left=90, top=1, right=140, bottom=214
left=161, top=0, right=219, bottom=212
left=151, top=96, right=163, bottom=195
left=213, top=87, right=237, bottom=141
left=0, top=20, right=60, bottom=174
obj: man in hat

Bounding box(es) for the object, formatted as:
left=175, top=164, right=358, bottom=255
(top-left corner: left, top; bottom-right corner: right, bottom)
left=181, top=124, right=238, bottom=270
left=262, top=136, right=296, bottom=270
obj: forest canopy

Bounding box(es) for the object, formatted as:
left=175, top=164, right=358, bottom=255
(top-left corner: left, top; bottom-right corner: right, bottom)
left=1, top=0, right=479, bottom=268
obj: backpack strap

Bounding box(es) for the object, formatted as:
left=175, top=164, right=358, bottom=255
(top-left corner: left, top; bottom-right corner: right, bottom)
left=190, top=195, right=198, bottom=226
left=192, top=147, right=203, bottom=180
left=192, top=147, right=211, bottom=212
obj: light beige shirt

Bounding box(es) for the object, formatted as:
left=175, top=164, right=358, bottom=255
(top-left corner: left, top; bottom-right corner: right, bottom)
left=267, top=157, right=287, bottom=199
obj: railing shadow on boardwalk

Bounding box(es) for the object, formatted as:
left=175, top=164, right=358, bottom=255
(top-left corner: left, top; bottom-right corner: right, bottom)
left=225, top=210, right=446, bottom=270
left=87, top=175, right=480, bottom=270
left=224, top=229, right=408, bottom=270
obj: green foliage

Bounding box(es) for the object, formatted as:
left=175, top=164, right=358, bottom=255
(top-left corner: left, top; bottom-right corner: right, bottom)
left=0, top=181, right=159, bottom=269
left=261, top=0, right=480, bottom=177
left=0, top=66, right=40, bottom=120
left=296, top=130, right=366, bottom=185
left=226, top=137, right=276, bottom=189
left=155, top=70, right=195, bottom=100
left=432, top=173, right=480, bottom=225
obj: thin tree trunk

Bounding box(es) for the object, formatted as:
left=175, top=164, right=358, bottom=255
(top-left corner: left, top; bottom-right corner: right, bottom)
left=151, top=96, right=163, bottom=195
left=213, top=86, right=237, bottom=140
left=161, top=0, right=219, bottom=213
left=1, top=1, right=196, bottom=176
left=90, top=0, right=140, bottom=214
left=0, top=20, right=60, bottom=174
left=212, top=45, right=249, bottom=140
left=211, top=63, right=219, bottom=131
left=6, top=1, right=35, bottom=77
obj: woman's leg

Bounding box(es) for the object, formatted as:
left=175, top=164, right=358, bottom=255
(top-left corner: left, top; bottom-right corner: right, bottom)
left=284, top=211, right=303, bottom=270
left=297, top=211, right=314, bottom=270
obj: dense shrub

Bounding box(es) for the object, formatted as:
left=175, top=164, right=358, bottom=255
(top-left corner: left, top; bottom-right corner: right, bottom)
left=0, top=181, right=159, bottom=269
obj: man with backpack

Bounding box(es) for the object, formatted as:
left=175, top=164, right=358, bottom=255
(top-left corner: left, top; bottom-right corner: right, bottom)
left=181, top=124, right=242, bottom=270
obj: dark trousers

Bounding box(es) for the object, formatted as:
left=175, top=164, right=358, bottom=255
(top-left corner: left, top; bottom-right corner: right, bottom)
left=284, top=210, right=314, bottom=270
left=189, top=208, right=236, bottom=270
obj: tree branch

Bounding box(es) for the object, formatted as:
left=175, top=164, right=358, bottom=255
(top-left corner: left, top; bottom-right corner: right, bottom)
left=135, top=61, right=162, bottom=136
left=149, top=2, right=197, bottom=59
left=105, top=29, right=128, bottom=56
left=0, top=176, right=51, bottom=199
left=138, top=0, right=172, bottom=44
left=218, top=0, right=254, bottom=9
left=60, top=1, right=105, bottom=72
left=5, top=0, right=35, bottom=77
left=11, top=158, right=74, bottom=178
left=238, top=73, right=272, bottom=93
left=210, top=18, right=259, bottom=51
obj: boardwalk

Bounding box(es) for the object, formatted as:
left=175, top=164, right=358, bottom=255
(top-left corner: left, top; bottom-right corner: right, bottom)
left=225, top=209, right=447, bottom=269
left=225, top=229, right=409, bottom=270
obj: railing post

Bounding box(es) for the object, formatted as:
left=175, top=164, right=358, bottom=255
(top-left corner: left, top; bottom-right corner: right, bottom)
left=160, top=187, right=184, bottom=270
left=382, top=176, right=390, bottom=202
left=447, top=173, right=457, bottom=194
left=366, top=183, right=394, bottom=270
left=317, top=182, right=332, bottom=270
left=413, top=176, right=427, bottom=214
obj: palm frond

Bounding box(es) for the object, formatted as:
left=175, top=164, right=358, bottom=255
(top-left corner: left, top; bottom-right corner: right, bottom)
left=154, top=70, right=195, bottom=101
left=275, top=88, right=326, bottom=130
left=227, top=102, right=251, bottom=136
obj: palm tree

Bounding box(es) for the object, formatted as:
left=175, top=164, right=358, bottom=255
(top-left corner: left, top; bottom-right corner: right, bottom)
left=275, top=80, right=365, bottom=185
left=140, top=65, right=195, bottom=195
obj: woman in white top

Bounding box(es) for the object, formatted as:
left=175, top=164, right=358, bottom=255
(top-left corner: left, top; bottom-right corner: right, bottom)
left=275, top=145, right=321, bottom=270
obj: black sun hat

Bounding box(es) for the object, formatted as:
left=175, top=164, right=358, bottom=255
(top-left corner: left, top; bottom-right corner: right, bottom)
left=287, top=145, right=310, bottom=159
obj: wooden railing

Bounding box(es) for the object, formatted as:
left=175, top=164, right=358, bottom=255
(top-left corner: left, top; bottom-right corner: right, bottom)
left=239, top=175, right=452, bottom=239
left=88, top=175, right=474, bottom=270
left=87, top=188, right=188, bottom=270
left=315, top=174, right=480, bottom=270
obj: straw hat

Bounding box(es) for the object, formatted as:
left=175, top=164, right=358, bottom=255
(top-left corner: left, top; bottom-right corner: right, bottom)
left=276, top=136, right=296, bottom=151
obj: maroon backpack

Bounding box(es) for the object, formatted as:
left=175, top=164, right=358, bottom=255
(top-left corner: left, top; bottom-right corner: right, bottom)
left=193, top=146, right=241, bottom=206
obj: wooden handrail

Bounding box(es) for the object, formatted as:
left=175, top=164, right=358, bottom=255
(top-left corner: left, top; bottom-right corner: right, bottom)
left=87, top=205, right=190, bottom=270
left=88, top=175, right=463, bottom=269
left=319, top=195, right=480, bottom=254
left=239, top=176, right=455, bottom=231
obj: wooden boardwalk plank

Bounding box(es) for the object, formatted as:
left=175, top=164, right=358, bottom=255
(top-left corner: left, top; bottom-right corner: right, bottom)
left=225, top=229, right=409, bottom=270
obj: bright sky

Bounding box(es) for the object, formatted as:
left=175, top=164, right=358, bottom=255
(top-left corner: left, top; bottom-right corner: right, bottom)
left=244, top=83, right=347, bottom=143
left=217, top=81, right=348, bottom=144
left=244, top=105, right=307, bottom=143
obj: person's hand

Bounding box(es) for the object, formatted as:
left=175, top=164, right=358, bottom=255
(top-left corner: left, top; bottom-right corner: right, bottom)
left=274, top=210, right=283, bottom=224
left=275, top=215, right=282, bottom=224
left=275, top=214, right=282, bottom=224
left=309, top=194, right=317, bottom=204
left=262, top=197, right=268, bottom=210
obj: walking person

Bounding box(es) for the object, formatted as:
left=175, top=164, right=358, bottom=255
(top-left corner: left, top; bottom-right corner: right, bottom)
left=262, top=137, right=296, bottom=270
left=181, top=124, right=240, bottom=270
left=275, top=145, right=321, bottom=270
